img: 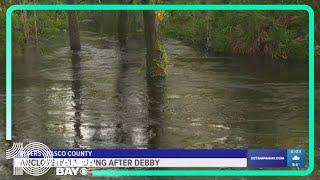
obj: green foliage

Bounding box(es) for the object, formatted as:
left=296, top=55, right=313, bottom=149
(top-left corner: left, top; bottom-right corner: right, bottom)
left=34, top=11, right=68, bottom=38
left=266, top=26, right=298, bottom=59
left=1, top=9, right=67, bottom=52
left=1, top=0, right=318, bottom=60
left=161, top=10, right=309, bottom=60
left=0, top=10, right=6, bottom=43
left=147, top=44, right=169, bottom=77
left=140, top=44, right=168, bottom=77
left=155, top=44, right=169, bottom=74
left=11, top=12, right=27, bottom=46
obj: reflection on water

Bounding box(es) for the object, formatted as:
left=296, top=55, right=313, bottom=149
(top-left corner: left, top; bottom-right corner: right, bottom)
left=0, top=30, right=318, bottom=179
left=71, top=53, right=83, bottom=147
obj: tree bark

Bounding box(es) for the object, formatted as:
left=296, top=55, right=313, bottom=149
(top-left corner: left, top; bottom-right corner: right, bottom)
left=118, top=0, right=134, bottom=49
left=312, top=0, right=320, bottom=38
left=67, top=0, right=81, bottom=51
left=142, top=0, right=167, bottom=77
left=33, top=0, right=38, bottom=48
left=118, top=9, right=128, bottom=48
left=22, top=0, right=28, bottom=43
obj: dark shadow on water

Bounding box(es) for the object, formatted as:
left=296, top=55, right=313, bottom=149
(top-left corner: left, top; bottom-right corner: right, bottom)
left=113, top=40, right=167, bottom=148
left=113, top=49, right=134, bottom=146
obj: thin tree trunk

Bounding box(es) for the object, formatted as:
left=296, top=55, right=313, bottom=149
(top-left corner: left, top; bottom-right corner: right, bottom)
left=142, top=0, right=167, bottom=77
left=312, top=0, right=320, bottom=38
left=33, top=0, right=38, bottom=48
left=118, top=0, right=134, bottom=49
left=67, top=0, right=81, bottom=51
left=118, top=9, right=128, bottom=48
left=22, top=0, right=28, bottom=43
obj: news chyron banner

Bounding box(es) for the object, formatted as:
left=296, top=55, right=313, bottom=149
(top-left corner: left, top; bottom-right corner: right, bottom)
left=6, top=142, right=305, bottom=176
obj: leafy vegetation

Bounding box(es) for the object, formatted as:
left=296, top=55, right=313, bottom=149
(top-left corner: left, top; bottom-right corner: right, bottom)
left=161, top=10, right=310, bottom=60
left=0, top=0, right=319, bottom=61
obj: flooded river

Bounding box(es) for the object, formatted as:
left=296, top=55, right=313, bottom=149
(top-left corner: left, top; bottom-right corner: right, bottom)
left=0, top=29, right=318, bottom=179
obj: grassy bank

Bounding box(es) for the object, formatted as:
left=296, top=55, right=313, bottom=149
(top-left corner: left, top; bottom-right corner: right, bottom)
left=161, top=10, right=311, bottom=60
left=160, top=0, right=320, bottom=60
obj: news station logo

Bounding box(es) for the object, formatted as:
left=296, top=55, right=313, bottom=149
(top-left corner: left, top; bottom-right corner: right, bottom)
left=6, top=142, right=52, bottom=176
left=5, top=142, right=88, bottom=176
left=56, top=167, right=88, bottom=176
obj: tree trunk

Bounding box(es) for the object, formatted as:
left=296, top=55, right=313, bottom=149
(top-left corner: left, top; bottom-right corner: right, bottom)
left=312, top=0, right=320, bottom=40
left=142, top=0, right=167, bottom=78
left=33, top=0, right=38, bottom=48
left=118, top=0, right=134, bottom=49
left=118, top=9, right=128, bottom=49
left=22, top=0, right=28, bottom=43
left=67, top=0, right=81, bottom=51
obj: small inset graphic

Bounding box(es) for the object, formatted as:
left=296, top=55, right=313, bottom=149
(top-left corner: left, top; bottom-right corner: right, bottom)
left=287, top=149, right=305, bottom=168
left=292, top=155, right=300, bottom=161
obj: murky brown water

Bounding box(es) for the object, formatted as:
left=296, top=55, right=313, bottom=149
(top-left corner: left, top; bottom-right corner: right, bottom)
left=0, top=29, right=318, bottom=179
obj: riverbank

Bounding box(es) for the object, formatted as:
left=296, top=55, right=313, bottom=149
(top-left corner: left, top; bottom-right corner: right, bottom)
left=161, top=10, right=319, bottom=60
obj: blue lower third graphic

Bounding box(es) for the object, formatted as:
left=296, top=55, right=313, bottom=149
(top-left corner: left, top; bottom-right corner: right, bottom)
left=247, top=149, right=287, bottom=167
left=31, top=149, right=247, bottom=158
left=25, top=149, right=305, bottom=168
left=27, top=149, right=248, bottom=168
